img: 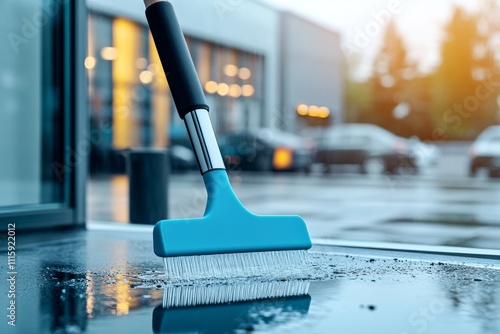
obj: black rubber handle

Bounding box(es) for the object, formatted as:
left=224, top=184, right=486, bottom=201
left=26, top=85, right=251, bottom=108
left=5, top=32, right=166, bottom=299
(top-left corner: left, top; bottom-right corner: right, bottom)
left=146, top=1, right=209, bottom=119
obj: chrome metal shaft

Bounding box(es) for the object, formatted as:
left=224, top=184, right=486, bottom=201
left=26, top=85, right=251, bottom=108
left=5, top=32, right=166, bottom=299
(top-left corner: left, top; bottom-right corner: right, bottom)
left=184, top=109, right=225, bottom=174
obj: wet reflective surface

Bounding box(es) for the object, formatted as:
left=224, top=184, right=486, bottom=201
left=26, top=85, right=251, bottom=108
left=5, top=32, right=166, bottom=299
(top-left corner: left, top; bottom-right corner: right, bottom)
left=1, top=229, right=499, bottom=333
left=89, top=166, right=500, bottom=250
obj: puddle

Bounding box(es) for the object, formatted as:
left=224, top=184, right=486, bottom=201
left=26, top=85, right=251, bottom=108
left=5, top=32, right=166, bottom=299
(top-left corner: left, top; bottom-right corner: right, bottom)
left=153, top=294, right=311, bottom=333
left=383, top=212, right=498, bottom=228
left=32, top=253, right=500, bottom=333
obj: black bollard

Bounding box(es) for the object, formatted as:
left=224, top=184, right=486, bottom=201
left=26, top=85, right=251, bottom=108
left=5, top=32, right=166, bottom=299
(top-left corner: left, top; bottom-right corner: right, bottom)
left=127, top=148, right=169, bottom=224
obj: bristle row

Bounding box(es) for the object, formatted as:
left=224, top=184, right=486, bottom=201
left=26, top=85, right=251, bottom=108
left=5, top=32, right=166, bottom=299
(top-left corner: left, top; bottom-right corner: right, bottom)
left=163, top=281, right=310, bottom=308
left=164, top=250, right=309, bottom=280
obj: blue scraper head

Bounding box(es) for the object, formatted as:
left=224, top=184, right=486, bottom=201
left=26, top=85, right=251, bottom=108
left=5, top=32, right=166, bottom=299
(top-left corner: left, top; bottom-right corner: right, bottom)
left=153, top=170, right=312, bottom=258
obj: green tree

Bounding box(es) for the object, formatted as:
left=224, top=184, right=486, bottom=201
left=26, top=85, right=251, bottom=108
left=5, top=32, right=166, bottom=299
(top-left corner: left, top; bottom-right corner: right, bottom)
left=430, top=6, right=497, bottom=140
left=475, top=0, right=500, bottom=77
left=474, top=0, right=500, bottom=131
left=344, top=80, right=373, bottom=123
left=371, top=20, right=412, bottom=131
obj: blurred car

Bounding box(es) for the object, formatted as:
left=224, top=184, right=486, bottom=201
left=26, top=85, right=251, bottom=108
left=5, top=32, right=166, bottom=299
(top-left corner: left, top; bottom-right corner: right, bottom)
left=168, top=126, right=198, bottom=172
left=315, top=124, right=421, bottom=175
left=468, top=125, right=500, bottom=178
left=169, top=145, right=197, bottom=172
left=219, top=129, right=315, bottom=172
left=408, top=136, right=440, bottom=167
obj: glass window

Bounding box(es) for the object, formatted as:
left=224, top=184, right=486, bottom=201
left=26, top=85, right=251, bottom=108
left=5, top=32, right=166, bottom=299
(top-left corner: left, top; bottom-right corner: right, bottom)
left=87, top=15, right=266, bottom=174
left=0, top=0, right=65, bottom=208
left=87, top=14, right=172, bottom=174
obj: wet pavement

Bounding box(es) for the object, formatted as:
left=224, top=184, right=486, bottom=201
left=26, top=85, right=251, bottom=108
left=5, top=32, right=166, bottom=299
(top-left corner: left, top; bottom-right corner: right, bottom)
left=1, top=228, right=499, bottom=334
left=89, top=168, right=500, bottom=250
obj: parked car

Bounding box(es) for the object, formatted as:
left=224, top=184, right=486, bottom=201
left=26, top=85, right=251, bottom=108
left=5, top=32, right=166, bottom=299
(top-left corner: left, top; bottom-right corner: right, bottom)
left=408, top=136, right=440, bottom=167
left=168, top=126, right=199, bottom=172
left=169, top=145, right=197, bottom=172
left=219, top=129, right=315, bottom=172
left=468, top=126, right=500, bottom=178
left=315, top=124, right=422, bottom=175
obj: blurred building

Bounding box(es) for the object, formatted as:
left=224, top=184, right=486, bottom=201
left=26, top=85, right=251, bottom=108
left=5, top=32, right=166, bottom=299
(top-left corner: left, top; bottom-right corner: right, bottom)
left=0, top=0, right=342, bottom=228
left=280, top=12, right=345, bottom=131
left=86, top=0, right=344, bottom=173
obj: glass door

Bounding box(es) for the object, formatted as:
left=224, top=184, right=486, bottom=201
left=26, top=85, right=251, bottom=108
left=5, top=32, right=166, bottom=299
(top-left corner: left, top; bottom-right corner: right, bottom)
left=0, top=0, right=86, bottom=228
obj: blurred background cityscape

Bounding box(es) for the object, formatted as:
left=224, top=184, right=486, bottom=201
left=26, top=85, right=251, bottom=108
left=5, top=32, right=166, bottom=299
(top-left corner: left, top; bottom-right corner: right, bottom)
left=2, top=0, right=500, bottom=250
left=2, top=2, right=500, bottom=332
left=85, top=0, right=343, bottom=174
left=83, top=0, right=500, bottom=174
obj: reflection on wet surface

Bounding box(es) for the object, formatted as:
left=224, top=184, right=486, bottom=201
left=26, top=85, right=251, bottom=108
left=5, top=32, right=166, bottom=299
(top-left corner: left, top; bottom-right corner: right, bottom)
left=161, top=281, right=310, bottom=308
left=41, top=267, right=88, bottom=333
left=384, top=212, right=498, bottom=228
left=89, top=172, right=500, bottom=250
left=2, top=230, right=499, bottom=334
left=110, top=175, right=129, bottom=223
left=153, top=294, right=311, bottom=333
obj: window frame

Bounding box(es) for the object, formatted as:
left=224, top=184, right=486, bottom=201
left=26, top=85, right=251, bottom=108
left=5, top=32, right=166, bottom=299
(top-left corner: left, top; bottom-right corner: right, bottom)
left=0, top=0, right=87, bottom=230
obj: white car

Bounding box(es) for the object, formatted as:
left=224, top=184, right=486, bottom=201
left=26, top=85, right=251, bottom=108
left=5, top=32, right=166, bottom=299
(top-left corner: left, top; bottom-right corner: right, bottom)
left=313, top=124, right=426, bottom=175
left=468, top=126, right=500, bottom=178
left=408, top=136, right=439, bottom=167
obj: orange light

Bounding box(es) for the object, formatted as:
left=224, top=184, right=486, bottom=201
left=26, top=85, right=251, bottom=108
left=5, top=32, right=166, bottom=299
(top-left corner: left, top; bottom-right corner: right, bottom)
left=217, top=83, right=229, bottom=96
left=308, top=105, right=319, bottom=117
left=273, top=147, right=293, bottom=170
left=242, top=84, right=254, bottom=97
left=228, top=84, right=242, bottom=98
left=297, top=104, right=308, bottom=116
left=101, top=46, right=119, bottom=60
left=139, top=70, right=153, bottom=84
left=149, top=31, right=170, bottom=148
left=84, top=56, right=96, bottom=69
left=318, top=107, right=330, bottom=118
left=85, top=274, right=94, bottom=318
left=238, top=67, right=251, bottom=80
left=204, top=81, right=218, bottom=94
left=112, top=19, right=140, bottom=149
left=224, top=64, right=238, bottom=77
